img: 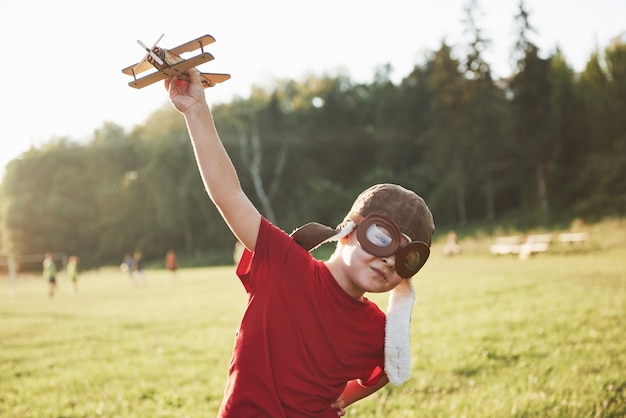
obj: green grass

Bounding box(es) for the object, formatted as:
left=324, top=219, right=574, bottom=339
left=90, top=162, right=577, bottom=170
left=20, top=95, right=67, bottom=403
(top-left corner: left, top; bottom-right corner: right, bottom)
left=1, top=220, right=625, bottom=417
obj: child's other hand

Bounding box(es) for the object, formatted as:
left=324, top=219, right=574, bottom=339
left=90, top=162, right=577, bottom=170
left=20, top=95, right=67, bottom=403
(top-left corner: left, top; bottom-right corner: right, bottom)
left=330, top=397, right=346, bottom=416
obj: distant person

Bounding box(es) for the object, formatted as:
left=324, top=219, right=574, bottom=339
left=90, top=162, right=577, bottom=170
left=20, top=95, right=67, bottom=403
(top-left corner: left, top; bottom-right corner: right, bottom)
left=43, top=252, right=57, bottom=298
left=133, top=250, right=145, bottom=285
left=443, top=230, right=461, bottom=256
left=165, top=250, right=178, bottom=279
left=120, top=253, right=134, bottom=285
left=8, top=257, right=17, bottom=298
left=165, top=71, right=435, bottom=417
left=66, top=255, right=80, bottom=294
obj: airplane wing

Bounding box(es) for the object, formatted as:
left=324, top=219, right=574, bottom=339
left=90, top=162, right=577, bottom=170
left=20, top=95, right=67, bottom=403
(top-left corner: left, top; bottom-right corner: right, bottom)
left=121, top=60, right=153, bottom=76
left=169, top=34, right=216, bottom=56
left=158, top=52, right=215, bottom=77
left=122, top=34, right=216, bottom=77
left=127, top=52, right=216, bottom=89
left=127, top=70, right=168, bottom=89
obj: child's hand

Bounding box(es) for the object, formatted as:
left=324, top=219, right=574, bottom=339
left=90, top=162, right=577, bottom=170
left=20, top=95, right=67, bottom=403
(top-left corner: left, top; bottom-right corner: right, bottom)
left=330, top=397, right=346, bottom=416
left=165, top=69, right=205, bottom=114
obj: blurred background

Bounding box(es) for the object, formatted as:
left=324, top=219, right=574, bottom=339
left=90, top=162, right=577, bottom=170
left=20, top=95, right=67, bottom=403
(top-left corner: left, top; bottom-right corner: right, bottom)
left=1, top=0, right=624, bottom=269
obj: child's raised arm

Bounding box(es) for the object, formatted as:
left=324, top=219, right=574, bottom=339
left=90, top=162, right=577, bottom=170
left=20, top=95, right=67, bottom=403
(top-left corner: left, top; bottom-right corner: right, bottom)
left=166, top=70, right=261, bottom=251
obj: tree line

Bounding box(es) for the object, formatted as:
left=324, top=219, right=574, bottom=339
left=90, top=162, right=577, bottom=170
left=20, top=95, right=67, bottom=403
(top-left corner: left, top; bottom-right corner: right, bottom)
left=1, top=1, right=625, bottom=269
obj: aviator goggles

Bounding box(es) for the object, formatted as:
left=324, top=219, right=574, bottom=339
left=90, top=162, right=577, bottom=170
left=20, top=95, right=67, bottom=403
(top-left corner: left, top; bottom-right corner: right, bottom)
left=354, top=214, right=430, bottom=278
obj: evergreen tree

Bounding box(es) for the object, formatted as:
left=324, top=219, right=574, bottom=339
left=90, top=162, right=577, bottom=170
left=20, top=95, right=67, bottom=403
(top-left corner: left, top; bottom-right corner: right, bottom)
left=509, top=0, right=555, bottom=223
left=460, top=0, right=510, bottom=222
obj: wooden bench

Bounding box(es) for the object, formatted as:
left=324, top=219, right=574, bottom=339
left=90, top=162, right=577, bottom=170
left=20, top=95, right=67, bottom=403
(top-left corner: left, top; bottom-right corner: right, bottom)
left=519, top=234, right=552, bottom=259
left=491, top=234, right=553, bottom=258
left=557, top=232, right=588, bottom=244
left=490, top=236, right=524, bottom=255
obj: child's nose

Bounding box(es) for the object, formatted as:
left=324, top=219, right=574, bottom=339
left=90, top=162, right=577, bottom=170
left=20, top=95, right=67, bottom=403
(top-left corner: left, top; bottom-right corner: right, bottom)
left=381, top=253, right=396, bottom=269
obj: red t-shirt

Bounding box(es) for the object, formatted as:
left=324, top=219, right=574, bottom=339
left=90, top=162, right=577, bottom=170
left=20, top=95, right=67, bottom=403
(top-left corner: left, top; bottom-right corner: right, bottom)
left=218, top=217, right=386, bottom=417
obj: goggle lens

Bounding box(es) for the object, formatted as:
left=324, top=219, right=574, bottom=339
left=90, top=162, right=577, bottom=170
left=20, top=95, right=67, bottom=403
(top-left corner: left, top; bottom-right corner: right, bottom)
left=404, top=250, right=420, bottom=271
left=395, top=242, right=430, bottom=278
left=365, top=223, right=394, bottom=249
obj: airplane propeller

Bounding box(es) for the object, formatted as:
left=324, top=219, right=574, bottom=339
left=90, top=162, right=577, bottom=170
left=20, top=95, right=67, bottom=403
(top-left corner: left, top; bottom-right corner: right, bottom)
left=134, top=33, right=165, bottom=72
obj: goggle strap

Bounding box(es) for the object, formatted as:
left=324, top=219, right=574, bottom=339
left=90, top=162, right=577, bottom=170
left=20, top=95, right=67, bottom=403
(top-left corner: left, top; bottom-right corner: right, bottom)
left=322, top=221, right=356, bottom=246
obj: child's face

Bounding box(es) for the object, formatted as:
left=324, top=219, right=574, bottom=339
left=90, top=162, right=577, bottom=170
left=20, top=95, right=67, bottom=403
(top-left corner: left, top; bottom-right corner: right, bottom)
left=340, top=231, right=406, bottom=294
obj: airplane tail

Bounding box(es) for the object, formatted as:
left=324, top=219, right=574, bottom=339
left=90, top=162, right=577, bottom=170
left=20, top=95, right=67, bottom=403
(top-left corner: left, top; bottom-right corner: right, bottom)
left=200, top=73, right=231, bottom=88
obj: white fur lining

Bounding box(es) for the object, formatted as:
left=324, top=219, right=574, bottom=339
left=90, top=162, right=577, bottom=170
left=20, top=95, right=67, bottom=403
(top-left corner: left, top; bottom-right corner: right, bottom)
left=385, top=278, right=415, bottom=385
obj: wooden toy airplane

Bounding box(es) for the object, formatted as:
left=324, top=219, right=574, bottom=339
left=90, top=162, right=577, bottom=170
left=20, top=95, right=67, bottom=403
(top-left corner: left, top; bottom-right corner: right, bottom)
left=122, top=34, right=230, bottom=89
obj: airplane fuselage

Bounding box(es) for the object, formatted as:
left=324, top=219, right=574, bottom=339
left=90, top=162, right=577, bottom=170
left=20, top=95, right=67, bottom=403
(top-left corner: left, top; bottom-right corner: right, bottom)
left=148, top=47, right=184, bottom=70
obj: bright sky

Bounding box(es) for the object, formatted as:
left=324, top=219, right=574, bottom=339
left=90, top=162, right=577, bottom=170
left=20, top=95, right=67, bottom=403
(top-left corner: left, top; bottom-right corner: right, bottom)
left=1, top=0, right=624, bottom=178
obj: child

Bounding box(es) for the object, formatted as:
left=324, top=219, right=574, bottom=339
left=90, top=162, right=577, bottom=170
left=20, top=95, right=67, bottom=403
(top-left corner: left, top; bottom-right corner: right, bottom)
left=132, top=250, right=145, bottom=285
left=120, top=252, right=134, bottom=285
left=43, top=252, right=57, bottom=298
left=66, top=255, right=79, bottom=294
left=165, top=250, right=178, bottom=279
left=165, top=70, right=435, bottom=417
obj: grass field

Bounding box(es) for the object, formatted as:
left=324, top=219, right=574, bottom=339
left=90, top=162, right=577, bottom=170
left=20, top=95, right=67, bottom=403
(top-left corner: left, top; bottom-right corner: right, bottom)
left=1, top=221, right=625, bottom=417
